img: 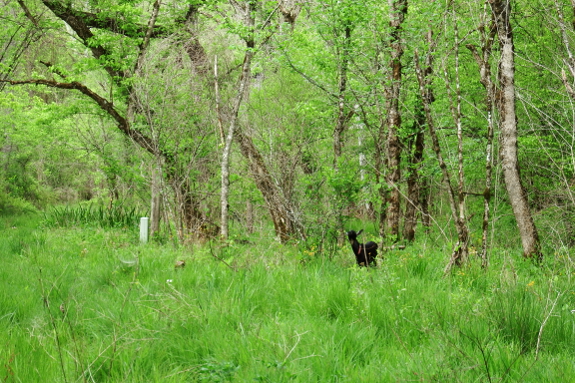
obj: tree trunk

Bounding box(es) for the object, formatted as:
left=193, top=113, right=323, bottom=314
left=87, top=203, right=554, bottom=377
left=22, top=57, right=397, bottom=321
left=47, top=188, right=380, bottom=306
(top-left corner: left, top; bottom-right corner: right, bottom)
left=333, top=25, right=352, bottom=167
left=419, top=177, right=431, bottom=228
left=381, top=0, right=407, bottom=241
left=490, top=0, right=542, bottom=260
left=235, top=128, right=304, bottom=243
left=166, top=169, right=215, bottom=242
left=467, top=13, right=497, bottom=267
left=403, top=103, right=425, bottom=242
left=220, top=2, right=255, bottom=240
left=150, top=162, right=161, bottom=237
left=404, top=28, right=433, bottom=242
left=246, top=199, right=254, bottom=234
left=556, top=0, right=575, bottom=101
left=415, top=50, right=469, bottom=271
left=446, top=15, right=468, bottom=265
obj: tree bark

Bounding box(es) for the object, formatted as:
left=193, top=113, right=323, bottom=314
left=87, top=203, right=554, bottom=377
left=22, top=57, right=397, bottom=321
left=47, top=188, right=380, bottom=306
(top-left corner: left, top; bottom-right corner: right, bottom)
left=415, top=50, right=469, bottom=271
left=556, top=0, right=575, bottom=100
left=381, top=0, right=407, bottom=241
left=403, top=103, right=425, bottom=242
left=220, top=1, right=255, bottom=241
left=183, top=2, right=209, bottom=75
left=445, top=15, right=468, bottom=265
left=490, top=0, right=542, bottom=260
left=235, top=128, right=305, bottom=243
left=333, top=25, right=352, bottom=167
left=404, top=28, right=433, bottom=242
left=466, top=11, right=497, bottom=267
left=150, top=163, right=161, bottom=237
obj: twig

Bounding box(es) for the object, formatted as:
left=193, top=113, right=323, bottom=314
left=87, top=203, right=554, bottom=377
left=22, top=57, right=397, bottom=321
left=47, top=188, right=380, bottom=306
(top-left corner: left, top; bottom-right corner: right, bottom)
left=535, top=291, right=562, bottom=360
left=282, top=331, right=309, bottom=365
left=208, top=241, right=236, bottom=271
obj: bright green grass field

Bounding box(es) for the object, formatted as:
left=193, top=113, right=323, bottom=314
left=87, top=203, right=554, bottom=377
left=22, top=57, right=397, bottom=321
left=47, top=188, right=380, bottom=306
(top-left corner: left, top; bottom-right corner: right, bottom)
left=2, top=213, right=575, bottom=382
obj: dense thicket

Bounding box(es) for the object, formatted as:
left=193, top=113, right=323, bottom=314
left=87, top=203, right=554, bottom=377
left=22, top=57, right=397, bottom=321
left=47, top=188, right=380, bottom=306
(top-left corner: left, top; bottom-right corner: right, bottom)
left=2, top=0, right=575, bottom=265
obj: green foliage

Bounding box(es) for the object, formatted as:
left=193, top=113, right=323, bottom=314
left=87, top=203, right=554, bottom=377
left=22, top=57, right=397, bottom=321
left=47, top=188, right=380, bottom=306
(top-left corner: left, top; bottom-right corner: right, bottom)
left=3, top=0, right=575, bottom=251
left=44, top=203, right=144, bottom=229
left=3, top=214, right=575, bottom=382
left=0, top=191, right=38, bottom=216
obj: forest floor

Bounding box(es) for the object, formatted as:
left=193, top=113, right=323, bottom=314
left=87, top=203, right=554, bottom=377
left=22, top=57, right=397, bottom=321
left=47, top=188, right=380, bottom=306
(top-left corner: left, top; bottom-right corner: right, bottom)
left=2, top=212, right=575, bottom=382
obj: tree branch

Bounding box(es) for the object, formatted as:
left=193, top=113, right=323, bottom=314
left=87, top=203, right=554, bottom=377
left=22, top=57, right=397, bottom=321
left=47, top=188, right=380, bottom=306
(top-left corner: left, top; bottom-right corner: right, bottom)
left=40, top=0, right=169, bottom=38
left=35, top=0, right=121, bottom=79
left=16, top=0, right=39, bottom=28
left=0, top=78, right=160, bottom=157
left=39, top=61, right=67, bottom=79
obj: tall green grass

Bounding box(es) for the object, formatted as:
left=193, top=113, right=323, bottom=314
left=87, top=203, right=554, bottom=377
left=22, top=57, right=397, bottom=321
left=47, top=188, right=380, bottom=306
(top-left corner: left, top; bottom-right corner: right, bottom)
left=43, top=203, right=144, bottom=229
left=1, top=213, right=575, bottom=382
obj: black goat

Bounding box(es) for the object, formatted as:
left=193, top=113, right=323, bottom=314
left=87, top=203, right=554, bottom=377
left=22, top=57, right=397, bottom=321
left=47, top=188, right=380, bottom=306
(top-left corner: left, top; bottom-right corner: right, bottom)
left=347, top=229, right=378, bottom=267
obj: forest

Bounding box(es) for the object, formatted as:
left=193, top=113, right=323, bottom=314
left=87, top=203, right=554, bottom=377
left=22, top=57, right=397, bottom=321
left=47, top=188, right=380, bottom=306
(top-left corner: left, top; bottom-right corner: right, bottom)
left=2, top=0, right=575, bottom=381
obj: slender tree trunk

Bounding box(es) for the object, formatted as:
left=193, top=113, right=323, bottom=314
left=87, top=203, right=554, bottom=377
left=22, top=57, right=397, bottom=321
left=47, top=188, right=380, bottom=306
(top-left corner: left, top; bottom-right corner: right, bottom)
left=214, top=55, right=225, bottom=144
left=480, top=80, right=495, bottom=267
left=419, top=177, right=431, bottom=228
left=403, top=103, right=425, bottom=241
left=150, top=162, right=161, bottom=237
left=381, top=0, right=407, bottom=241
left=333, top=25, right=352, bottom=167
left=467, top=7, right=497, bottom=267
left=556, top=0, right=575, bottom=100
left=235, top=128, right=305, bottom=243
left=220, top=5, right=254, bottom=240
left=415, top=50, right=469, bottom=271
left=445, top=15, right=468, bottom=260
left=246, top=199, right=254, bottom=234
left=490, top=0, right=542, bottom=260
left=404, top=28, right=433, bottom=242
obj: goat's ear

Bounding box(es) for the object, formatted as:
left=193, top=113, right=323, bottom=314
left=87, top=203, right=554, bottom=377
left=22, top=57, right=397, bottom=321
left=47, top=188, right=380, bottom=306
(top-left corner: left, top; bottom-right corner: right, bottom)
left=357, top=229, right=363, bottom=236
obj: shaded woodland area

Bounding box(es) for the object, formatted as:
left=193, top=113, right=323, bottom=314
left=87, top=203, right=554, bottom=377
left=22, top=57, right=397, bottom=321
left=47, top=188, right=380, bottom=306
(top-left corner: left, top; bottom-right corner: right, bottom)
left=2, top=0, right=575, bottom=268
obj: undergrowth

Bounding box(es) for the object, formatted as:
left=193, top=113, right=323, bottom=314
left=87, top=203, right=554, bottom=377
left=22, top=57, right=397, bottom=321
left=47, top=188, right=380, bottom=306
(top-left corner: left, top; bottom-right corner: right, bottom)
left=43, top=203, right=144, bottom=229
left=1, top=213, right=575, bottom=382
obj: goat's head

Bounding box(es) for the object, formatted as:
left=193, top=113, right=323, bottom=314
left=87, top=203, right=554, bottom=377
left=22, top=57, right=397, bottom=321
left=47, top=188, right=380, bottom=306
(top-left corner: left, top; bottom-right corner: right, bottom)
left=346, top=229, right=363, bottom=242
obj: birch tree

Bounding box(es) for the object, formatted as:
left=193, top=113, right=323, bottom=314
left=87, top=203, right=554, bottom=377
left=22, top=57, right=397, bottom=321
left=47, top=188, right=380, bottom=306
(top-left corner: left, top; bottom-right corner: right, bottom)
left=490, top=0, right=542, bottom=260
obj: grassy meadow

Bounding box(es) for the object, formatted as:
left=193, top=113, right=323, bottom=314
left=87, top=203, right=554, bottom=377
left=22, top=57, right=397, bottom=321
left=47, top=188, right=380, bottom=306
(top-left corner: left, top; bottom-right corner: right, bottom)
left=2, top=211, right=575, bottom=382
